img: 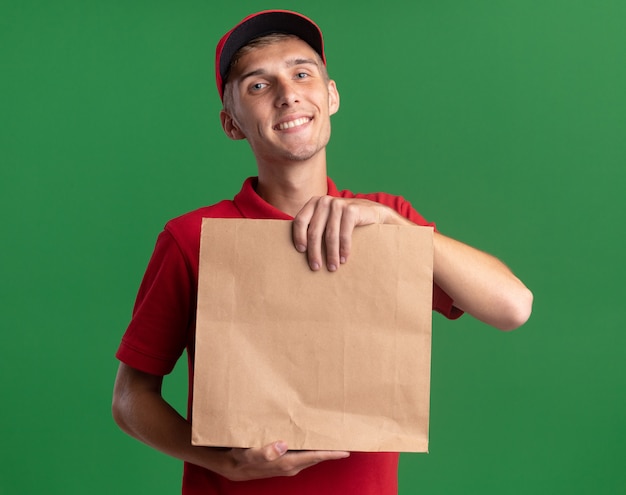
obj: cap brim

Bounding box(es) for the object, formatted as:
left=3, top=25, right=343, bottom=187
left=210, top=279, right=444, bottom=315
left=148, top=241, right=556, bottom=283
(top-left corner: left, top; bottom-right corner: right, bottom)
left=216, top=10, right=325, bottom=100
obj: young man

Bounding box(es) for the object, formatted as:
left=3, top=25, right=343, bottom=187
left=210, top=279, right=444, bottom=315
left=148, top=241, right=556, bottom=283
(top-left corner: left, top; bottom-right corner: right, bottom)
left=112, top=10, right=533, bottom=495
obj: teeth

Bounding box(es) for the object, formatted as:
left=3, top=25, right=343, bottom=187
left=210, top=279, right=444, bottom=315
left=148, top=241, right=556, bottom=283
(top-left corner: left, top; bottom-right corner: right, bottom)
left=276, top=117, right=310, bottom=130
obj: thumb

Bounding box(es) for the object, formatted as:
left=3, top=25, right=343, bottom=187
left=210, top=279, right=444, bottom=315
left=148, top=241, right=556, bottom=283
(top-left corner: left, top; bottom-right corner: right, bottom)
left=251, top=441, right=288, bottom=463
left=271, top=441, right=288, bottom=459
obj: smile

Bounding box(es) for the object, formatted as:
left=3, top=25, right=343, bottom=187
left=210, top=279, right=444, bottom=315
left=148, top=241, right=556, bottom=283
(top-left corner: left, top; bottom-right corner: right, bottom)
left=274, top=117, right=311, bottom=130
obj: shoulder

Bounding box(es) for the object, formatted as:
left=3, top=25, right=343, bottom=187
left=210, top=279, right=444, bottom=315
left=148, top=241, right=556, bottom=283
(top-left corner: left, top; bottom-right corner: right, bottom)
left=335, top=187, right=434, bottom=228
left=160, top=199, right=242, bottom=260
left=166, top=199, right=239, bottom=232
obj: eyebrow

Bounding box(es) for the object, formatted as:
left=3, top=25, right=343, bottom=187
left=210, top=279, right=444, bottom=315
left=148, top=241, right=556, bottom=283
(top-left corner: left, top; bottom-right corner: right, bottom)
left=288, top=58, right=319, bottom=68
left=238, top=58, right=320, bottom=82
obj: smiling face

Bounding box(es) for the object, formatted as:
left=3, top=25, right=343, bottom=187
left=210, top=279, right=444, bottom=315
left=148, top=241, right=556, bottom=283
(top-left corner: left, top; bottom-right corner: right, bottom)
left=220, top=36, right=340, bottom=166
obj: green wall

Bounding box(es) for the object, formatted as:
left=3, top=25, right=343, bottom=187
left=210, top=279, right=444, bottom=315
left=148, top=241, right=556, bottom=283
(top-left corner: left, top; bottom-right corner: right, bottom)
left=2, top=1, right=624, bottom=493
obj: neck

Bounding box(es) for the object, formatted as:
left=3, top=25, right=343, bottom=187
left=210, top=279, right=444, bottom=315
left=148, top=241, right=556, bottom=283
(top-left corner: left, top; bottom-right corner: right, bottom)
left=255, top=155, right=328, bottom=217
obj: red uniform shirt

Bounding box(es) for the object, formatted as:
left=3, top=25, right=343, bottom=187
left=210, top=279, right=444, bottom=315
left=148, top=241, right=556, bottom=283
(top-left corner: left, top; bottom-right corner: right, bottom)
left=116, top=177, right=462, bottom=494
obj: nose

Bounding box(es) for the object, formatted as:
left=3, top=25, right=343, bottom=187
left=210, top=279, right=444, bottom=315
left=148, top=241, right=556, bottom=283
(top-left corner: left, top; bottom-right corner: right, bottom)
left=274, top=77, right=299, bottom=107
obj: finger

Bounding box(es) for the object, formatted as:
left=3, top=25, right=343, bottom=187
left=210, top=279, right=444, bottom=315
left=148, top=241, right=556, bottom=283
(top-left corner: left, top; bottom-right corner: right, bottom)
left=226, top=446, right=349, bottom=481
left=323, top=199, right=344, bottom=271
left=292, top=198, right=318, bottom=254
left=306, top=197, right=334, bottom=271
left=287, top=450, right=351, bottom=470
left=278, top=450, right=351, bottom=476
left=292, top=196, right=329, bottom=271
left=291, top=450, right=351, bottom=462
left=237, top=441, right=288, bottom=464
left=337, top=203, right=359, bottom=266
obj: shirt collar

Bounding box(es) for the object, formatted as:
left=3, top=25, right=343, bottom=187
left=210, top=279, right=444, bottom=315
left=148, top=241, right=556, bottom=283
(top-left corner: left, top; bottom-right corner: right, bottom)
left=233, top=176, right=340, bottom=219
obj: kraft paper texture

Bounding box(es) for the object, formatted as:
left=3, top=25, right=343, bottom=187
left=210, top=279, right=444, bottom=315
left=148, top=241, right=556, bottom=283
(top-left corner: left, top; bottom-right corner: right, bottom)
left=192, top=218, right=433, bottom=452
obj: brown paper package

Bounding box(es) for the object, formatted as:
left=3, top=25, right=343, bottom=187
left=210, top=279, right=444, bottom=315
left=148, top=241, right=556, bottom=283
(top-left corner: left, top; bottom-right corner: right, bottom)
left=192, top=219, right=433, bottom=452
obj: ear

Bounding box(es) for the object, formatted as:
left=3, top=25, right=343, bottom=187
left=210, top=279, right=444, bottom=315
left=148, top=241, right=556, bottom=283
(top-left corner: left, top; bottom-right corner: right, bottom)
left=220, top=110, right=246, bottom=140
left=328, top=80, right=340, bottom=116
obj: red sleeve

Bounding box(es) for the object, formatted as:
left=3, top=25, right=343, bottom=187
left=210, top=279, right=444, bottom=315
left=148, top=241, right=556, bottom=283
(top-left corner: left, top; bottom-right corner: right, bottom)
left=395, top=197, right=464, bottom=319
left=349, top=191, right=464, bottom=320
left=116, top=230, right=195, bottom=375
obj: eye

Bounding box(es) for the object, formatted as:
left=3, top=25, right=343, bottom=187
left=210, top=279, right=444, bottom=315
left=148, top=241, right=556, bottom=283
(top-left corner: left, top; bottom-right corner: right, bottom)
left=250, top=82, right=267, bottom=91
left=295, top=72, right=309, bottom=79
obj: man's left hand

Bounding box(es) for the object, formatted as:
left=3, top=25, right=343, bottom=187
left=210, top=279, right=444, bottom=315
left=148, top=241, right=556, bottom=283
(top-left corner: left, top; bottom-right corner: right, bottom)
left=292, top=196, right=409, bottom=271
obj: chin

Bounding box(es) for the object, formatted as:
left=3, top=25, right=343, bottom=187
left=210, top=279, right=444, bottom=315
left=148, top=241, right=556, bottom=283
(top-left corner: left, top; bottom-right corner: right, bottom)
left=282, top=145, right=321, bottom=162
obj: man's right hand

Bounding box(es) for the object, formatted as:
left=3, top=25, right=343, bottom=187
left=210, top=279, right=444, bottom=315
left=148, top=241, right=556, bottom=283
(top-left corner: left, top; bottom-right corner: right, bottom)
left=216, top=441, right=350, bottom=481
left=113, top=364, right=349, bottom=482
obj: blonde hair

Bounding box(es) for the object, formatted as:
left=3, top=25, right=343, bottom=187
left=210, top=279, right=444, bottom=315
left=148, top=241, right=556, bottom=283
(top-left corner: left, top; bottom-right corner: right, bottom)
left=222, top=33, right=329, bottom=111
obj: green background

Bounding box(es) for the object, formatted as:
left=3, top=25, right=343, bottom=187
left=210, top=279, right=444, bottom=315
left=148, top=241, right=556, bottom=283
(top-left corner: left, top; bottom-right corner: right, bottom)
left=2, top=0, right=624, bottom=493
